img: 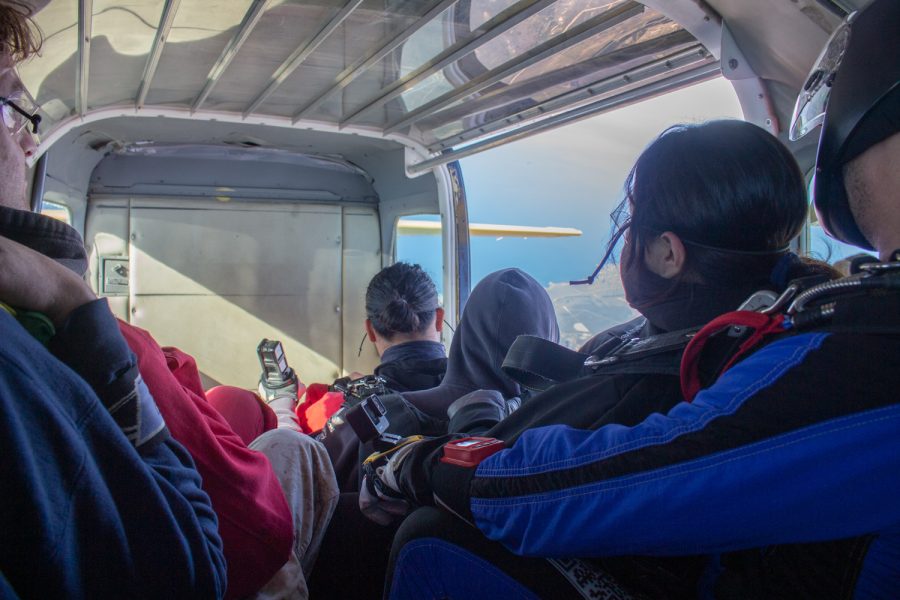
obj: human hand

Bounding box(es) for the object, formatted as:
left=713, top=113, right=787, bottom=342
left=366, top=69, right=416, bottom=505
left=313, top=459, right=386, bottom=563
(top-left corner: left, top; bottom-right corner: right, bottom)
left=358, top=436, right=426, bottom=524
left=359, top=474, right=410, bottom=526
left=0, top=235, right=95, bottom=326
left=259, top=372, right=302, bottom=405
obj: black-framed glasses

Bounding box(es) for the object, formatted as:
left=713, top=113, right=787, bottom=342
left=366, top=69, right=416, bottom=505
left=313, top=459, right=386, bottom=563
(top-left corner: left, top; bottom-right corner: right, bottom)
left=0, top=95, right=41, bottom=136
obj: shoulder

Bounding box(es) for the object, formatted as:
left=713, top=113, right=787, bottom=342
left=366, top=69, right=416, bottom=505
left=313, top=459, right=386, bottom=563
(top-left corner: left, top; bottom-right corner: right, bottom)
left=378, top=357, right=447, bottom=392
left=0, top=312, right=99, bottom=429
left=696, top=331, right=900, bottom=417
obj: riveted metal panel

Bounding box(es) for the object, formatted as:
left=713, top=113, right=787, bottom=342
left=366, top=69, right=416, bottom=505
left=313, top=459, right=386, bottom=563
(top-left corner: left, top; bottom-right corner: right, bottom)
left=127, top=197, right=345, bottom=387
left=341, top=206, right=383, bottom=376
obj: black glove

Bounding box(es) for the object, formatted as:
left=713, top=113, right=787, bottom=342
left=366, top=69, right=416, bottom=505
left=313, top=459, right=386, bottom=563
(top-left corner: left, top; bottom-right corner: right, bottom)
left=359, top=435, right=425, bottom=525
left=358, top=433, right=466, bottom=526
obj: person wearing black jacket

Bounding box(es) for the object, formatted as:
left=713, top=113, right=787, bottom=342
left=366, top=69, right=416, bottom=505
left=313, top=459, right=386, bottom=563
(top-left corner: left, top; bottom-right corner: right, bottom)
left=442, top=119, right=833, bottom=450
left=371, top=120, right=858, bottom=599
left=318, top=262, right=447, bottom=492
left=364, top=262, right=448, bottom=393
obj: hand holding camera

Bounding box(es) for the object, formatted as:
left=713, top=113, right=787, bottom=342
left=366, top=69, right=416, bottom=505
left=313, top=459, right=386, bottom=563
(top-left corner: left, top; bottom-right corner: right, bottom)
left=257, top=339, right=304, bottom=410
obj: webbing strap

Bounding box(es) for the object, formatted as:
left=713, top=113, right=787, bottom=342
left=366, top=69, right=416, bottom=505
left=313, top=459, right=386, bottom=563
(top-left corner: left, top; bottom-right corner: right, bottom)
left=588, top=352, right=683, bottom=377
left=501, top=335, right=590, bottom=392
left=680, top=311, right=787, bottom=402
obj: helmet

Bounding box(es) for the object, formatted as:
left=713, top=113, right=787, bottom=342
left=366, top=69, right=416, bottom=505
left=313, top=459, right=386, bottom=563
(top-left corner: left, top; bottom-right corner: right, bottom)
left=790, top=0, right=900, bottom=250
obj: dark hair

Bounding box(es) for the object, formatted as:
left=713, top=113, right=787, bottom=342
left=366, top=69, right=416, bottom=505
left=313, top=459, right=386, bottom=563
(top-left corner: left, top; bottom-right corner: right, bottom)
left=0, top=2, right=41, bottom=62
left=365, top=262, right=439, bottom=339
left=613, top=120, right=808, bottom=296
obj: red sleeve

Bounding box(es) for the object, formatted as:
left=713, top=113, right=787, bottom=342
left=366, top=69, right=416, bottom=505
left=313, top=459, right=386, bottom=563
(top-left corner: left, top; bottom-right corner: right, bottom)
left=118, top=321, right=293, bottom=599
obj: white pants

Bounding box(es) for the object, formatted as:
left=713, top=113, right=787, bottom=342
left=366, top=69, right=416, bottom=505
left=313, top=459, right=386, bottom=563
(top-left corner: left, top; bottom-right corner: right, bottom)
left=250, top=428, right=340, bottom=599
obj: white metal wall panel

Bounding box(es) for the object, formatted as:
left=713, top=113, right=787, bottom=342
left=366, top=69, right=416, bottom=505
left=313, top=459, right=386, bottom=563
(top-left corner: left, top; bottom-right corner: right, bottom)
left=84, top=198, right=130, bottom=321
left=127, top=198, right=345, bottom=388
left=341, top=206, right=382, bottom=376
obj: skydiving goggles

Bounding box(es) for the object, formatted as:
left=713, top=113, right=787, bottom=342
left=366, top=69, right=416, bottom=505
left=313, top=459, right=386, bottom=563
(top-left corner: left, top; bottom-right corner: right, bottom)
left=789, top=13, right=855, bottom=141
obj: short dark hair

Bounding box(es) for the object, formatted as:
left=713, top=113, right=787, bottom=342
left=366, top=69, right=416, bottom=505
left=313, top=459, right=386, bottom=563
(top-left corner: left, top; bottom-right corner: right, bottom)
left=612, top=120, right=808, bottom=296
left=0, top=2, right=41, bottom=62
left=365, top=262, right=439, bottom=339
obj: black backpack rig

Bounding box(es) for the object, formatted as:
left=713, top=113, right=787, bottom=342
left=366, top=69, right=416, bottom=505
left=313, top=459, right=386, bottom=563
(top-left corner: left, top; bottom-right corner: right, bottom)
left=502, top=252, right=900, bottom=402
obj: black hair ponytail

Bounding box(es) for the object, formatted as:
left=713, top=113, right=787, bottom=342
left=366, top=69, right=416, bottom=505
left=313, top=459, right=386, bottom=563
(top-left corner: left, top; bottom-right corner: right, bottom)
left=365, top=262, right=439, bottom=339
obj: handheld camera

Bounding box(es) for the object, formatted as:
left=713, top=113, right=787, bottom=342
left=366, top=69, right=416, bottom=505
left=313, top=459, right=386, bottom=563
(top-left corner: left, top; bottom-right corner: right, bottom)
left=346, top=395, right=401, bottom=450
left=331, top=374, right=389, bottom=402
left=257, top=339, right=296, bottom=390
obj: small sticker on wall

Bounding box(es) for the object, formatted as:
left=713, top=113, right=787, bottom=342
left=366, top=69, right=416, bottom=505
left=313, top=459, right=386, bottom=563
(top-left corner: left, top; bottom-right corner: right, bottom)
left=101, top=257, right=129, bottom=295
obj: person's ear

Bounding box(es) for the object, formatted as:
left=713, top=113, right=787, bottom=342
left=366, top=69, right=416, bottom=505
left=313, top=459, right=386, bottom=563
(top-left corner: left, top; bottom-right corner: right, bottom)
left=644, top=231, right=687, bottom=279
left=364, top=319, right=378, bottom=342
left=434, top=307, right=445, bottom=332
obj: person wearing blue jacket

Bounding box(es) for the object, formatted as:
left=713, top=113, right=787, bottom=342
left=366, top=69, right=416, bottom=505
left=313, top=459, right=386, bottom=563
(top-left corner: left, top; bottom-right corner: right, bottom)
left=0, top=2, right=226, bottom=597
left=374, top=2, right=900, bottom=597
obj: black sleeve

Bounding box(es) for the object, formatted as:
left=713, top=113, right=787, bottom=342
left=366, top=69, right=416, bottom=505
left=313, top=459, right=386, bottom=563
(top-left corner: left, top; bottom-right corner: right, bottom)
left=446, top=389, right=509, bottom=436
left=48, top=298, right=136, bottom=407
left=395, top=434, right=469, bottom=510
left=48, top=298, right=168, bottom=450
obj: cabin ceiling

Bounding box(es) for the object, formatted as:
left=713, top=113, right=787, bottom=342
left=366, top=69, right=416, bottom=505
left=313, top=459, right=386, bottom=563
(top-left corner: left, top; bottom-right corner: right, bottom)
left=18, top=0, right=868, bottom=168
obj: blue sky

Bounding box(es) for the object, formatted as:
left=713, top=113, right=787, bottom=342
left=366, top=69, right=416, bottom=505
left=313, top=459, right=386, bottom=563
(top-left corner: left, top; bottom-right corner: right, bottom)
left=400, top=76, right=745, bottom=288
left=396, top=75, right=870, bottom=344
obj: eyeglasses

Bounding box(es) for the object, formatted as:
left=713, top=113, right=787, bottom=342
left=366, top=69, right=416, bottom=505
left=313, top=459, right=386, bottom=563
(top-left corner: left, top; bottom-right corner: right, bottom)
left=0, top=95, right=41, bottom=138
left=570, top=222, right=630, bottom=285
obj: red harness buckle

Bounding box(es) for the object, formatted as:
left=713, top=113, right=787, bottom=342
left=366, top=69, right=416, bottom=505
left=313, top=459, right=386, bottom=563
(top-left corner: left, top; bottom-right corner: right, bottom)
left=681, top=311, right=787, bottom=402
left=441, top=437, right=505, bottom=467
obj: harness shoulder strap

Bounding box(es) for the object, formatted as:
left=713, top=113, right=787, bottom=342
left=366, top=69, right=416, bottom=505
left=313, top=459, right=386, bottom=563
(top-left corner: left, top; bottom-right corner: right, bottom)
left=680, top=311, right=787, bottom=402
left=502, top=335, right=590, bottom=392
left=680, top=276, right=900, bottom=402
left=503, top=325, right=697, bottom=391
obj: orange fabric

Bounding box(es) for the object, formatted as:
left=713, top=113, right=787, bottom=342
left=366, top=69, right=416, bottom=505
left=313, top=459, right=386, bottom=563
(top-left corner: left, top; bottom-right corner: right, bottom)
left=305, top=382, right=330, bottom=404
left=118, top=322, right=293, bottom=599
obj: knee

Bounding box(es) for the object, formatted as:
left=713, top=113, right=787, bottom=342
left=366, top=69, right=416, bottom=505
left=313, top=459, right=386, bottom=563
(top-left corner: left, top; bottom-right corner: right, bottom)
left=252, top=426, right=323, bottom=452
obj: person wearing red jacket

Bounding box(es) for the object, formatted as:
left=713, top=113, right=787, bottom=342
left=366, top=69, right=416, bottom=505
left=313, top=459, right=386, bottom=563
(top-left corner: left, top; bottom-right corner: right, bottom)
left=119, top=324, right=295, bottom=598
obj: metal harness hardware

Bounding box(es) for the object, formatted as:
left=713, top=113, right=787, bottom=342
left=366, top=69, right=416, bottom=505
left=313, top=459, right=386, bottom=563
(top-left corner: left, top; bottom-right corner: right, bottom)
left=680, top=260, right=900, bottom=402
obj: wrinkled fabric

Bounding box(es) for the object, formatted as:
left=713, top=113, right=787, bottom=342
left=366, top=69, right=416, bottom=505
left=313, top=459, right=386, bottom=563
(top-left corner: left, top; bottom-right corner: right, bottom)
left=0, top=205, right=88, bottom=275
left=380, top=340, right=446, bottom=365
left=322, top=269, right=559, bottom=492
left=376, top=340, right=447, bottom=393
left=0, top=307, right=227, bottom=599
left=250, top=429, right=340, bottom=600
left=297, top=388, right=345, bottom=435
left=206, top=386, right=278, bottom=446
left=123, top=328, right=294, bottom=599
left=403, top=269, right=559, bottom=419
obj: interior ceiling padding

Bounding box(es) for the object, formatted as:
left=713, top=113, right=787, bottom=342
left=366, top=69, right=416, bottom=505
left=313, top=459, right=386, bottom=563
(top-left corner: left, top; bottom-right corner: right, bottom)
left=22, top=0, right=733, bottom=156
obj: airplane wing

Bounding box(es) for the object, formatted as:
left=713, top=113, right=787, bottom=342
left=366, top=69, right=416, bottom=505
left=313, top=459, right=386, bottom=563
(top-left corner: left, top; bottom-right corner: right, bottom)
left=397, top=219, right=582, bottom=238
